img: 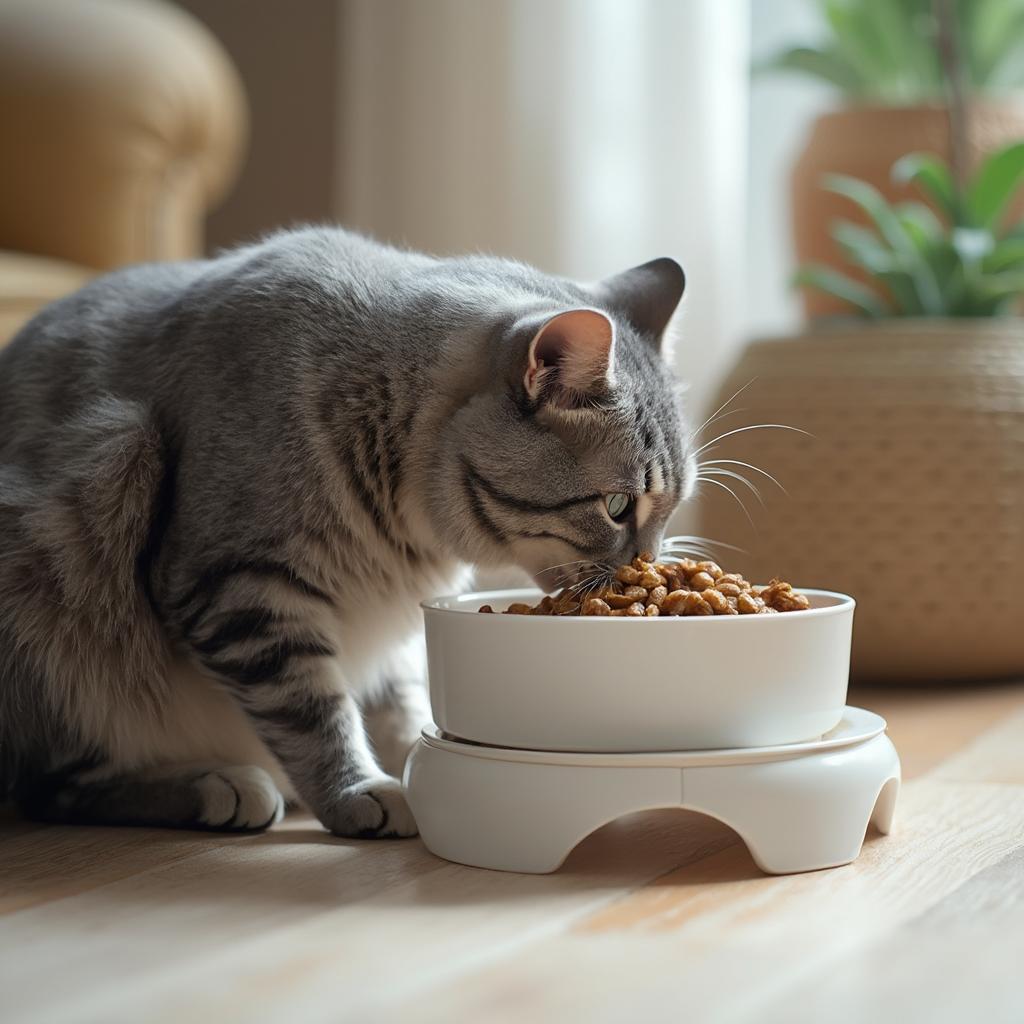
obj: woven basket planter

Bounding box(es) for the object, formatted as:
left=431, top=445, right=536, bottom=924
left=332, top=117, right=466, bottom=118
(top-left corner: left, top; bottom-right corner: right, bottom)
left=792, top=102, right=1024, bottom=319
left=694, top=320, right=1024, bottom=682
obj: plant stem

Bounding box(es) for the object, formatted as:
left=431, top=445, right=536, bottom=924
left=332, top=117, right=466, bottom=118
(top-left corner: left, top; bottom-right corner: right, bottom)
left=933, top=0, right=969, bottom=202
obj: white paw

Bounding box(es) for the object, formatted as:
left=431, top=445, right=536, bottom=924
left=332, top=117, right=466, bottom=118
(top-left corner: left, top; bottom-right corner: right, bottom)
left=196, top=766, right=285, bottom=831
left=324, top=776, right=418, bottom=838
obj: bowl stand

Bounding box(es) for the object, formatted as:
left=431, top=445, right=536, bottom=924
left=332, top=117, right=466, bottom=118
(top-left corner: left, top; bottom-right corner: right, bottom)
left=404, top=706, right=900, bottom=875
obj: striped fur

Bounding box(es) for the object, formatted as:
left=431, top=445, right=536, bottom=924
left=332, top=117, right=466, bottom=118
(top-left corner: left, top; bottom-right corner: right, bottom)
left=0, top=228, right=692, bottom=837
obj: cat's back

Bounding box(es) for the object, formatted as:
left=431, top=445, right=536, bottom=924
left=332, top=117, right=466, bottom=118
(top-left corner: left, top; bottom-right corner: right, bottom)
left=0, top=260, right=205, bottom=453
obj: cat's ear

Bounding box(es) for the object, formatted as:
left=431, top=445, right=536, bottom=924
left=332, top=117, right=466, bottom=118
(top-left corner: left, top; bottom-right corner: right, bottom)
left=524, top=308, right=615, bottom=406
left=591, top=257, right=685, bottom=350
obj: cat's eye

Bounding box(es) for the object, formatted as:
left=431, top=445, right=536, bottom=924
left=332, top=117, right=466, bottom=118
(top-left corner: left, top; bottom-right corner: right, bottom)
left=605, top=492, right=635, bottom=523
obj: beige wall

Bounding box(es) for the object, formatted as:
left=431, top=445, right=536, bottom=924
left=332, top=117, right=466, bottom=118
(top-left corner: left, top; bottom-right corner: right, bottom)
left=174, top=0, right=340, bottom=252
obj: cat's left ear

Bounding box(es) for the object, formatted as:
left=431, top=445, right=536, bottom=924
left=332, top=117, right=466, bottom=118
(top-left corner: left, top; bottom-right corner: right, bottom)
left=591, top=257, right=685, bottom=351
left=524, top=308, right=615, bottom=405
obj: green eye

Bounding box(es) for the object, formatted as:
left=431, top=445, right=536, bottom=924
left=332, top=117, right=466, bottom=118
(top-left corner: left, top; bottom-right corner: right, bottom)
left=605, top=493, right=634, bottom=523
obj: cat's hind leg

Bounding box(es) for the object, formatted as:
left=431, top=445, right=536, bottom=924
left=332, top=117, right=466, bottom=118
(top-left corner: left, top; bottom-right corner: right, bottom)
left=20, top=764, right=285, bottom=832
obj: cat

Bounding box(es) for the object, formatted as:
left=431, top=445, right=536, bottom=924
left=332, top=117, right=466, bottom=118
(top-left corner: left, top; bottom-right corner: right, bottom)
left=0, top=226, right=694, bottom=837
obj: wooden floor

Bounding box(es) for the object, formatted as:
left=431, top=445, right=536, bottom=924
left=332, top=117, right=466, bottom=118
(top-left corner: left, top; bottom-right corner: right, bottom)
left=2, top=682, right=1023, bottom=1024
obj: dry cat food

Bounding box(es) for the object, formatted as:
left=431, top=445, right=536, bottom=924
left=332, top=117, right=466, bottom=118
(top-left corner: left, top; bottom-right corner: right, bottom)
left=477, top=555, right=811, bottom=617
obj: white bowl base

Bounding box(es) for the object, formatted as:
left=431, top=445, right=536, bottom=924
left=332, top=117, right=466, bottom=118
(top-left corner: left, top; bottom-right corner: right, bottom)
left=404, top=706, right=901, bottom=875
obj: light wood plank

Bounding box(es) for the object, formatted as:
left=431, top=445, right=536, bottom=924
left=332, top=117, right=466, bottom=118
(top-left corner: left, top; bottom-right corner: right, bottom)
left=374, top=780, right=1024, bottom=1023
left=852, top=681, right=1024, bottom=778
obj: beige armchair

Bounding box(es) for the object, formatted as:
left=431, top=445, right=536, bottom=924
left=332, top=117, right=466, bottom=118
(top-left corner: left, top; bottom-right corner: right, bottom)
left=0, top=0, right=247, bottom=345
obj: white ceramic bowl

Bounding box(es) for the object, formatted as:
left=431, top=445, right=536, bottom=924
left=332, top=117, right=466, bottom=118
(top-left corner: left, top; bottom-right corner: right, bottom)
left=422, top=588, right=855, bottom=752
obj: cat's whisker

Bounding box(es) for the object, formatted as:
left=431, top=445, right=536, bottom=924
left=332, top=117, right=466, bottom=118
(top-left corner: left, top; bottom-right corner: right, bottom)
left=698, top=467, right=765, bottom=506
left=698, top=458, right=788, bottom=496
left=689, top=378, right=758, bottom=444
left=691, top=423, right=813, bottom=460
left=660, top=534, right=746, bottom=556
left=695, top=476, right=757, bottom=531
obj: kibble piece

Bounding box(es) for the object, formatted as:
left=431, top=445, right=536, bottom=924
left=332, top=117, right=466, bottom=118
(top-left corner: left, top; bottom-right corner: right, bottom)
left=639, top=569, right=666, bottom=589
left=644, top=603, right=660, bottom=617
left=676, top=558, right=698, bottom=575
left=623, top=585, right=649, bottom=601
left=715, top=581, right=742, bottom=597
left=478, top=605, right=494, bottom=613
left=604, top=592, right=640, bottom=609
left=736, top=592, right=764, bottom=614
left=695, top=560, right=724, bottom=580
left=646, top=585, right=668, bottom=608
left=506, top=603, right=533, bottom=615
left=660, top=590, right=690, bottom=616
left=701, top=589, right=731, bottom=614
left=771, top=590, right=811, bottom=612
left=582, top=597, right=612, bottom=616
left=689, top=570, right=715, bottom=591
left=680, top=591, right=714, bottom=616
left=615, top=565, right=643, bottom=586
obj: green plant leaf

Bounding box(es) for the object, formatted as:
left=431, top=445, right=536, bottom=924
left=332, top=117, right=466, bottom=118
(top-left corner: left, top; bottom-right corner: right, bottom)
left=975, top=271, right=1024, bottom=300
left=983, top=236, right=1024, bottom=272
left=754, top=45, right=865, bottom=93
left=968, top=142, right=1024, bottom=229
left=952, top=227, right=995, bottom=262
left=823, top=173, right=945, bottom=314
left=792, top=263, right=887, bottom=317
left=892, top=153, right=958, bottom=222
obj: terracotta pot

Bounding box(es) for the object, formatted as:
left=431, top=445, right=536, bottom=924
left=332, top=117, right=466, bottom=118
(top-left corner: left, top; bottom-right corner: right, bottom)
left=693, top=320, right=1024, bottom=682
left=792, top=102, right=1024, bottom=319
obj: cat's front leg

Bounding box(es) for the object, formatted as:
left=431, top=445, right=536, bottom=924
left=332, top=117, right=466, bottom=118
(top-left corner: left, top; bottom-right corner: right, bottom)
left=181, top=592, right=416, bottom=838
left=363, top=676, right=433, bottom=779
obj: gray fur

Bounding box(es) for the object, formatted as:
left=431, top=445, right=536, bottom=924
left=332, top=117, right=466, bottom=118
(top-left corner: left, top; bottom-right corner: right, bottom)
left=0, top=226, right=693, bottom=836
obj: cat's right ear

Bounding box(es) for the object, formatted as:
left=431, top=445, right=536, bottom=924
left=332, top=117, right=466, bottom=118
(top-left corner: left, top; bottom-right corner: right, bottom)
left=522, top=308, right=615, bottom=408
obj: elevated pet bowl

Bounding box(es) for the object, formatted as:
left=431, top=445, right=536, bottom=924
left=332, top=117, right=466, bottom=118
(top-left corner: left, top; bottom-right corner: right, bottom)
left=422, top=588, right=856, bottom=752
left=405, top=707, right=900, bottom=875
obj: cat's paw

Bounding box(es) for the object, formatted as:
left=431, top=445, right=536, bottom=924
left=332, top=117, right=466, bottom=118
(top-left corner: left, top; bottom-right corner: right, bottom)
left=196, top=766, right=285, bottom=831
left=323, top=776, right=418, bottom=839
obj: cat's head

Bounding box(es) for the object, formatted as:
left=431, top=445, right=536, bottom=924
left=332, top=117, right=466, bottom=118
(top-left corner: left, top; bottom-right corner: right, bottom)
left=435, top=257, right=695, bottom=590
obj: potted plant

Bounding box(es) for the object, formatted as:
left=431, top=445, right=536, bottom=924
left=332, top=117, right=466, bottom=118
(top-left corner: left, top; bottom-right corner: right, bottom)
left=694, top=144, right=1024, bottom=681
left=761, top=0, right=1024, bottom=316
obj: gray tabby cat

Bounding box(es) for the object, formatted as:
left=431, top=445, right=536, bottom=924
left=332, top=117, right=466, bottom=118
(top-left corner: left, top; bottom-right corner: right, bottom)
left=0, top=227, right=693, bottom=837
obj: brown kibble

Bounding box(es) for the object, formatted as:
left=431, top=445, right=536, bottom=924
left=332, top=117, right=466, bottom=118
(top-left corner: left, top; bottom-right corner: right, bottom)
left=689, top=571, right=715, bottom=591
left=660, top=590, right=690, bottom=616
left=701, top=589, right=731, bottom=614
left=616, top=565, right=643, bottom=586
left=478, top=605, right=494, bottom=613
left=695, top=561, right=723, bottom=580
left=610, top=602, right=645, bottom=617
left=492, top=561, right=808, bottom=616
left=680, top=591, right=714, bottom=616
left=771, top=590, right=811, bottom=612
